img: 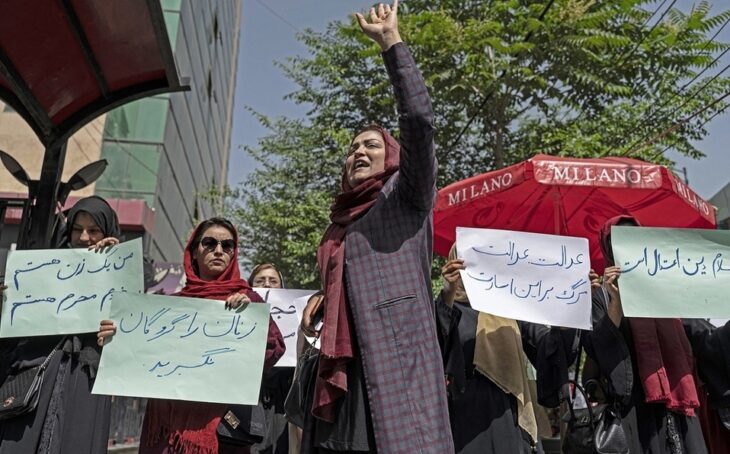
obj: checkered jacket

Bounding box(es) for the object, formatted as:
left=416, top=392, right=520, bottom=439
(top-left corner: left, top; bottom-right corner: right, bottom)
left=343, top=43, right=454, bottom=454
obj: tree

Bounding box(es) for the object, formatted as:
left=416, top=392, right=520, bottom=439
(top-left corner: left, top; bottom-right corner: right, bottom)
left=232, top=0, right=730, bottom=288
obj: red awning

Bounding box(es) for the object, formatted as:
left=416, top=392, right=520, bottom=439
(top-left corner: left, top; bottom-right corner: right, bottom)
left=1, top=192, right=155, bottom=233
left=0, top=0, right=187, bottom=148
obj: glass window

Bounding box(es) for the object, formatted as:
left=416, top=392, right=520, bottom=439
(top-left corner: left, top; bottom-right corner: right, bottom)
left=94, top=141, right=161, bottom=207
left=104, top=98, right=168, bottom=143
left=163, top=11, right=180, bottom=50
left=161, top=0, right=181, bottom=12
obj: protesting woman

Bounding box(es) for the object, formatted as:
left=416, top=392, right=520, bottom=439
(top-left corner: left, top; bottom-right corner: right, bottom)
left=248, top=263, right=290, bottom=454
left=579, top=215, right=709, bottom=453
left=299, top=2, right=453, bottom=452
left=685, top=318, right=730, bottom=454
left=435, top=246, right=544, bottom=453
left=98, top=217, right=285, bottom=454
left=0, top=196, right=121, bottom=453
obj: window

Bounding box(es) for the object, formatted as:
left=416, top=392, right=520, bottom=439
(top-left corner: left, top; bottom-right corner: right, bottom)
left=205, top=69, right=213, bottom=99
left=95, top=141, right=161, bottom=206
left=210, top=15, right=219, bottom=44
left=161, top=0, right=181, bottom=12
left=104, top=98, right=168, bottom=143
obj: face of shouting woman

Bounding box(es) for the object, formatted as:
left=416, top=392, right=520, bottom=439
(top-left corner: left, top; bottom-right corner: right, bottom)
left=345, top=129, right=386, bottom=188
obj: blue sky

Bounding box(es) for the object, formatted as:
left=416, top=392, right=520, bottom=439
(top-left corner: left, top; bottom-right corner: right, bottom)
left=228, top=0, right=730, bottom=199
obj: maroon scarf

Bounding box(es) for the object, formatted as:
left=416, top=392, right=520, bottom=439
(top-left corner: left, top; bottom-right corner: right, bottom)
left=313, top=126, right=400, bottom=422
left=143, top=221, right=260, bottom=454
left=600, top=215, right=699, bottom=416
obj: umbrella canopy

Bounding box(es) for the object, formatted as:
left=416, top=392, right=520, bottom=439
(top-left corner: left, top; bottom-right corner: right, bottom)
left=434, top=154, right=716, bottom=273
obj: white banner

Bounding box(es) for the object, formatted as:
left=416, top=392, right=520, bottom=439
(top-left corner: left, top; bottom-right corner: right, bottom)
left=456, top=227, right=592, bottom=329
left=254, top=288, right=316, bottom=367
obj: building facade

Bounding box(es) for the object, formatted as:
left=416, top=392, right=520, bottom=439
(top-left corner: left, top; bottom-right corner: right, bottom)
left=0, top=0, right=242, bottom=263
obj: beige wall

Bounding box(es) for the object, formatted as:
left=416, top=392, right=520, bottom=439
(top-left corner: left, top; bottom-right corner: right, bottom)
left=0, top=100, right=105, bottom=196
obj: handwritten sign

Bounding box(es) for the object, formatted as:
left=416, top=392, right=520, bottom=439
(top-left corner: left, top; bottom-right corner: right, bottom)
left=253, top=288, right=315, bottom=367
left=456, top=227, right=592, bottom=329
left=611, top=226, right=730, bottom=318
left=0, top=239, right=143, bottom=338
left=92, top=293, right=271, bottom=405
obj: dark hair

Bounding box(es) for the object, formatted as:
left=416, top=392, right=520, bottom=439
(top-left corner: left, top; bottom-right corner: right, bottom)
left=248, top=263, right=283, bottom=287
left=351, top=124, right=384, bottom=144
left=189, top=217, right=237, bottom=254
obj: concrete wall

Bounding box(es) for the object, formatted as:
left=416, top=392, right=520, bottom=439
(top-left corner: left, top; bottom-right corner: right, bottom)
left=0, top=101, right=105, bottom=197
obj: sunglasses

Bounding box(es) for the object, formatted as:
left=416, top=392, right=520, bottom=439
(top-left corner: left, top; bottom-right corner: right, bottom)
left=200, top=237, right=236, bottom=254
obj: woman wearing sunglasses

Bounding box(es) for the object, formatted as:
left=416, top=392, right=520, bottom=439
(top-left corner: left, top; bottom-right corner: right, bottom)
left=97, top=217, right=286, bottom=454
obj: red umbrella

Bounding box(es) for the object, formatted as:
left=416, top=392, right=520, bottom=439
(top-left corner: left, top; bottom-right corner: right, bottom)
left=434, top=154, right=716, bottom=273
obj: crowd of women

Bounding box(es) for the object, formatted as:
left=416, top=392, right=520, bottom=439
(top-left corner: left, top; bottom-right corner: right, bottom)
left=1, top=2, right=729, bottom=453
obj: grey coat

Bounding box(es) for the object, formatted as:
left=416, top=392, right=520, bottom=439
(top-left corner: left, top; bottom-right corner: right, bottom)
left=342, top=43, right=454, bottom=454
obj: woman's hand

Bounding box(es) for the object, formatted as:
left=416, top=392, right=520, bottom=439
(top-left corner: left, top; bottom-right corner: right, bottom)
left=441, top=259, right=465, bottom=307
left=97, top=320, right=116, bottom=346
left=225, top=292, right=251, bottom=310
left=90, top=237, right=119, bottom=252
left=301, top=293, right=324, bottom=337
left=603, top=266, right=624, bottom=327
left=589, top=269, right=601, bottom=289
left=355, top=1, right=402, bottom=52
left=604, top=266, right=621, bottom=299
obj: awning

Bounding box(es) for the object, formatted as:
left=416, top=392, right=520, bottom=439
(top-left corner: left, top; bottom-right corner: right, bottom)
left=0, top=0, right=187, bottom=149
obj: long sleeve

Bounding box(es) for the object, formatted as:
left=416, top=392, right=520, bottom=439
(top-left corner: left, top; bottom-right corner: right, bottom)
left=580, top=289, right=635, bottom=405
left=382, top=42, right=436, bottom=211
left=264, top=316, right=286, bottom=371
left=434, top=292, right=465, bottom=395
left=518, top=320, right=579, bottom=408
left=683, top=318, right=730, bottom=408
left=248, top=289, right=286, bottom=370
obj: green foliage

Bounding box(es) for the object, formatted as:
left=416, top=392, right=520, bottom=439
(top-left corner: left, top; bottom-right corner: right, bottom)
left=230, top=0, right=730, bottom=288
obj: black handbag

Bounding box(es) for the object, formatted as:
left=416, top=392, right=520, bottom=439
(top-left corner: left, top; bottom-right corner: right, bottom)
left=216, top=403, right=269, bottom=446
left=0, top=337, right=65, bottom=420
left=562, top=348, right=629, bottom=454
left=284, top=337, right=320, bottom=428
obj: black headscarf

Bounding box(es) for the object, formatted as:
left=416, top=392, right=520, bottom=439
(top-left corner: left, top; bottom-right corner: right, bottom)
left=61, top=196, right=121, bottom=247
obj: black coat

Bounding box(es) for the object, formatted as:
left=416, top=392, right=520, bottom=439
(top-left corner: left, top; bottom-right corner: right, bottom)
left=577, top=290, right=709, bottom=454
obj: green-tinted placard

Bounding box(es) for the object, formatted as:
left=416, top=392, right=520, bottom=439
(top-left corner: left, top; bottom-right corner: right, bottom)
left=92, top=293, right=271, bottom=405
left=0, top=239, right=143, bottom=337
left=611, top=226, right=730, bottom=318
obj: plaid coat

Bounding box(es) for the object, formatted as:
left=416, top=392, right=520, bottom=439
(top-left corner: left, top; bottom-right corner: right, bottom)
left=343, top=43, right=454, bottom=454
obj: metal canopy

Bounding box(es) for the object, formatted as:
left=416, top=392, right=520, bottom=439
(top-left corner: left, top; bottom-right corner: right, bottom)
left=0, top=0, right=187, bottom=149
left=0, top=0, right=189, bottom=249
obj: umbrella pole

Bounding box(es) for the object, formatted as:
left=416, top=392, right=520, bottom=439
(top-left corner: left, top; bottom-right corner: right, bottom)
left=551, top=186, right=563, bottom=235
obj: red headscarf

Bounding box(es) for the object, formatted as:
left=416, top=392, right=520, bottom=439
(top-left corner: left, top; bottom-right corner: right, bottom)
left=600, top=215, right=699, bottom=416
left=142, top=219, right=265, bottom=454
left=313, top=125, right=400, bottom=422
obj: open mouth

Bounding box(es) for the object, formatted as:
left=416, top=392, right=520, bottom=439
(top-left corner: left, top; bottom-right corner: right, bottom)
left=353, top=160, right=369, bottom=171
